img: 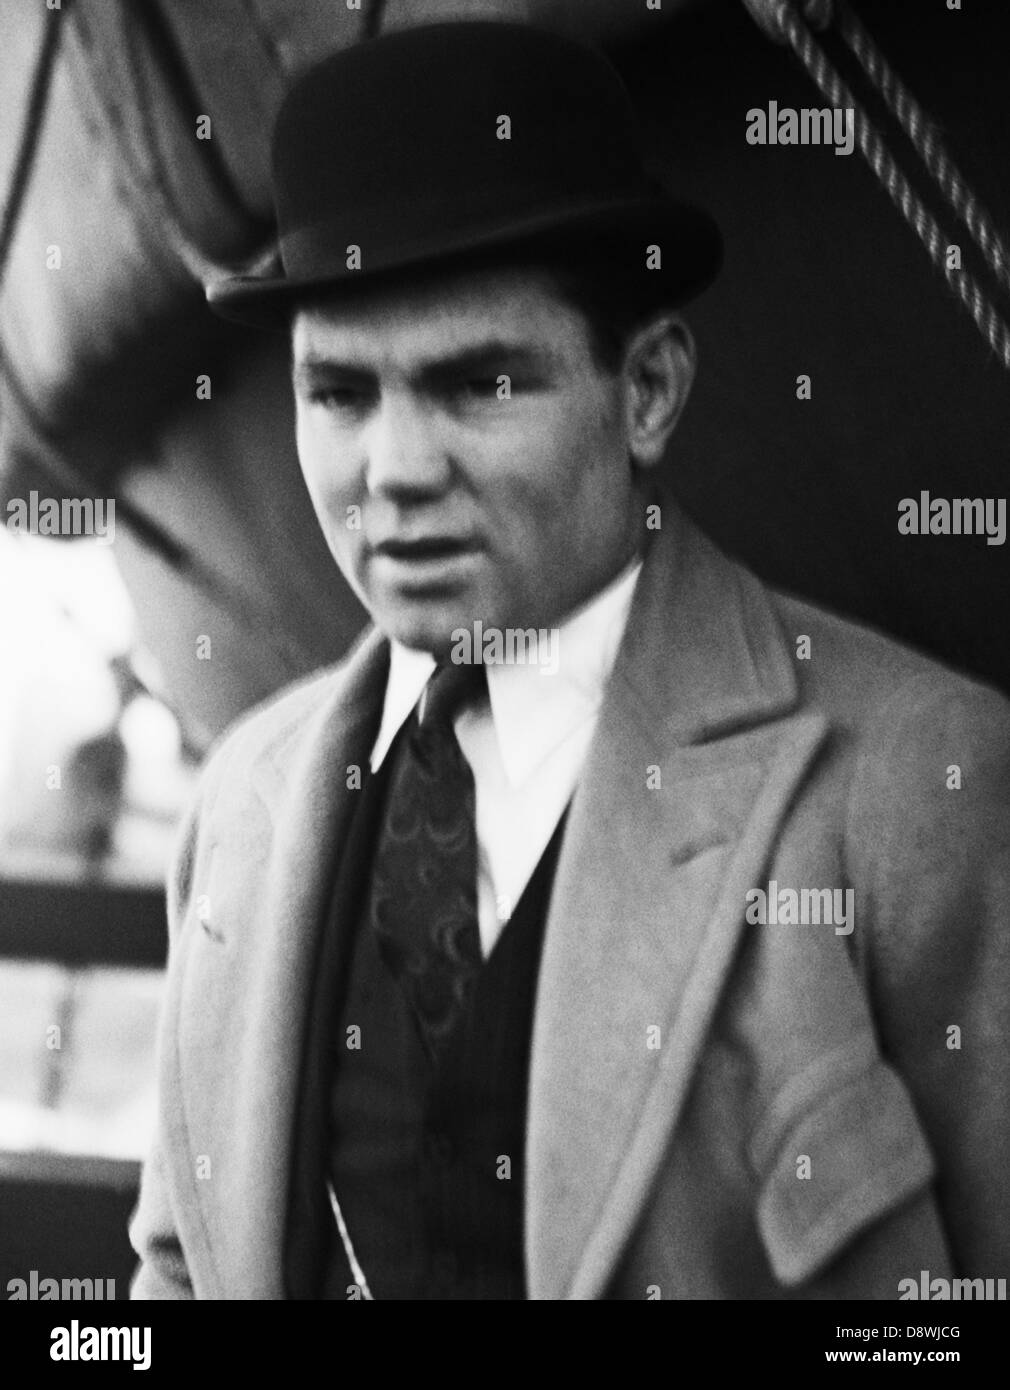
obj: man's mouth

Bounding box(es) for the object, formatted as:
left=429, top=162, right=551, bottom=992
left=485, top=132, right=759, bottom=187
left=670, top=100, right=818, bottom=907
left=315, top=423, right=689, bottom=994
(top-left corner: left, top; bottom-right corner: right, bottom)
left=374, top=536, right=476, bottom=560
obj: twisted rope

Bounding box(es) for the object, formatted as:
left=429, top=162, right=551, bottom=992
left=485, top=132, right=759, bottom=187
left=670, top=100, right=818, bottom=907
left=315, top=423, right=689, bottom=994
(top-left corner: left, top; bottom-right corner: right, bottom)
left=742, top=0, right=833, bottom=42
left=834, top=0, right=1010, bottom=297
left=751, top=0, right=1010, bottom=371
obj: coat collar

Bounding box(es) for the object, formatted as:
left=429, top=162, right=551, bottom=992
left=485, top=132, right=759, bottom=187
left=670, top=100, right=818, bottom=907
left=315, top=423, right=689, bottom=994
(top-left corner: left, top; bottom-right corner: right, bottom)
left=524, top=507, right=829, bottom=1298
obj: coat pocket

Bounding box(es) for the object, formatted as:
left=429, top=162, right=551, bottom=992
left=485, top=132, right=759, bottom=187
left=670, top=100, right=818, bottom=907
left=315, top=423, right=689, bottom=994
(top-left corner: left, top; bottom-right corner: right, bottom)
left=755, top=1057, right=936, bottom=1287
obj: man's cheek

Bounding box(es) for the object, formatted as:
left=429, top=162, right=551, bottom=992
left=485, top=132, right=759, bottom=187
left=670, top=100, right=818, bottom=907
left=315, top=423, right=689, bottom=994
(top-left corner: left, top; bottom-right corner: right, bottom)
left=304, top=459, right=361, bottom=537
left=328, top=504, right=365, bottom=574
left=295, top=436, right=332, bottom=512
left=294, top=409, right=323, bottom=472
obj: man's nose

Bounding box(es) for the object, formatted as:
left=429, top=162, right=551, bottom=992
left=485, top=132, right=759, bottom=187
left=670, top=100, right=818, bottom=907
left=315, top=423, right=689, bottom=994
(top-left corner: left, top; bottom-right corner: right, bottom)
left=363, top=393, right=450, bottom=498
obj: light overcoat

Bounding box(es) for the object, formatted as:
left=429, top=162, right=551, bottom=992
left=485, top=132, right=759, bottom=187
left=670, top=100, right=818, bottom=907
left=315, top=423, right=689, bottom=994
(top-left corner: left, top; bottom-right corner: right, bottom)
left=131, top=510, right=1010, bottom=1299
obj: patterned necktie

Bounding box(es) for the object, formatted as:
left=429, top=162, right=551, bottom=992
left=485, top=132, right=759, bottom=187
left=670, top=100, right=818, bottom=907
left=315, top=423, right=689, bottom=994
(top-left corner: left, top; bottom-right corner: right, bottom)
left=369, top=660, right=487, bottom=1058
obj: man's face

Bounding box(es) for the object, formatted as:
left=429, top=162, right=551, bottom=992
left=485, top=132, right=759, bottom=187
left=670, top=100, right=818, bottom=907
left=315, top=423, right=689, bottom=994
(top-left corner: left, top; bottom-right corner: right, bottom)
left=291, top=264, right=645, bottom=656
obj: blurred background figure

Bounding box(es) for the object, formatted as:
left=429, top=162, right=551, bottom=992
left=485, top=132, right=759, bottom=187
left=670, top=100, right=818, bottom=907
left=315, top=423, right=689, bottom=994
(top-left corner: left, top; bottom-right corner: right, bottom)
left=0, top=526, right=196, bottom=1291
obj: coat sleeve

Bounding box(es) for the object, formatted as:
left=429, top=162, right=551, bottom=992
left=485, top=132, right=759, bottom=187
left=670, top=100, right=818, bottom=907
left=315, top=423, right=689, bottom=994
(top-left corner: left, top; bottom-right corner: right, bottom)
left=129, top=783, right=206, bottom=1300
left=849, top=672, right=1010, bottom=1276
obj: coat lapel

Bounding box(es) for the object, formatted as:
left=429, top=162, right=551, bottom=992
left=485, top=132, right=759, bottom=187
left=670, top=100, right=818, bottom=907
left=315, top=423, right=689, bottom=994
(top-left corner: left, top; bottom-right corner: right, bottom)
left=180, top=627, right=389, bottom=1297
left=525, top=511, right=829, bottom=1299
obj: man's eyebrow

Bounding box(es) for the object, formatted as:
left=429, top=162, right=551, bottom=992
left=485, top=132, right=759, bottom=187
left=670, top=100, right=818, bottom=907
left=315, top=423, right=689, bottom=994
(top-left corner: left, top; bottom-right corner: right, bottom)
left=291, top=340, right=561, bottom=392
left=291, top=356, right=376, bottom=392
left=418, top=341, right=561, bottom=381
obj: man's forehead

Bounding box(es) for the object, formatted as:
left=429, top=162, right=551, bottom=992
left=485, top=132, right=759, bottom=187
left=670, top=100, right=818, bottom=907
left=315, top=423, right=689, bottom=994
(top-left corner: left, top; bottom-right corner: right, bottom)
left=291, top=262, right=577, bottom=364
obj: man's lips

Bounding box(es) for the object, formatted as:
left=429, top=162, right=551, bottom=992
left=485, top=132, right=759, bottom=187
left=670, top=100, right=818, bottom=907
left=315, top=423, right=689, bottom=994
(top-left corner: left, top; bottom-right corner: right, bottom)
left=373, top=537, right=477, bottom=559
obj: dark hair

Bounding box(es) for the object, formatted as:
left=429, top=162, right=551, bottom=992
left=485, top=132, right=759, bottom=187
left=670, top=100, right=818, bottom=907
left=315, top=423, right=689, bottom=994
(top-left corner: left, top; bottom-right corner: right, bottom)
left=536, top=246, right=680, bottom=373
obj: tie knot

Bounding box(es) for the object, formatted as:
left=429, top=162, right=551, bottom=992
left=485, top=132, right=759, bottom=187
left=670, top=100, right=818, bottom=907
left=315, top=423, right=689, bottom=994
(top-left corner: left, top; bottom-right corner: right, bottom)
left=420, top=660, right=487, bottom=729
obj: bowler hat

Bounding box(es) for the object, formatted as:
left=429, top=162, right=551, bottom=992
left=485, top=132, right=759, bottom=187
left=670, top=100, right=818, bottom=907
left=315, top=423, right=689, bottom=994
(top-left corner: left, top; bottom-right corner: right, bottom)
left=207, top=21, right=722, bottom=326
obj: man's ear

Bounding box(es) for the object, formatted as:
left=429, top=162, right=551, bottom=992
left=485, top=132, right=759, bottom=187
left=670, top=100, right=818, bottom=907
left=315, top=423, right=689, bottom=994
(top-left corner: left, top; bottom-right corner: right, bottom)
left=621, top=314, right=696, bottom=469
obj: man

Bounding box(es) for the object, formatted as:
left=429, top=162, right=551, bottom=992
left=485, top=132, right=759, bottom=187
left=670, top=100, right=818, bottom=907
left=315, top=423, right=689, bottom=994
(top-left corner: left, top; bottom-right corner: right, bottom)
left=131, top=21, right=1010, bottom=1299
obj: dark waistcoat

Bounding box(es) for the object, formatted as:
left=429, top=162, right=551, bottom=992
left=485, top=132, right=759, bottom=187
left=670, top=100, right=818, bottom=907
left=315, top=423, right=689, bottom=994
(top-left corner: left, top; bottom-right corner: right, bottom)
left=284, top=727, right=567, bottom=1300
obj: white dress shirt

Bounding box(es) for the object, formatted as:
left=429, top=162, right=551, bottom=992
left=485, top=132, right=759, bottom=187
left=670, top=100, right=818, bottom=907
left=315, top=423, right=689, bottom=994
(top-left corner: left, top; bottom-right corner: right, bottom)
left=369, top=556, right=642, bottom=956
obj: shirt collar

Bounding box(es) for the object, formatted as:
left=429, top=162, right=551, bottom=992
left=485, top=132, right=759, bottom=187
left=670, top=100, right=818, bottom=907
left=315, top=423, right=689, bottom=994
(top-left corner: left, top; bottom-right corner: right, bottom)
left=369, top=554, right=642, bottom=782
left=369, top=642, right=436, bottom=771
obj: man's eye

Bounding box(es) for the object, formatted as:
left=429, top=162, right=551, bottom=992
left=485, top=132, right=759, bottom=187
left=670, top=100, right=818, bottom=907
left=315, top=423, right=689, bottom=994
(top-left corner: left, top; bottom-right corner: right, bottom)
left=309, top=386, right=369, bottom=410
left=455, top=376, right=504, bottom=400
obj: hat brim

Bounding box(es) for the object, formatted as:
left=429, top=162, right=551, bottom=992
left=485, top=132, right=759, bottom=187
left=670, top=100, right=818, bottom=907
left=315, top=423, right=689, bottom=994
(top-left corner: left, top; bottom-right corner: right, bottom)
left=206, top=194, right=722, bottom=329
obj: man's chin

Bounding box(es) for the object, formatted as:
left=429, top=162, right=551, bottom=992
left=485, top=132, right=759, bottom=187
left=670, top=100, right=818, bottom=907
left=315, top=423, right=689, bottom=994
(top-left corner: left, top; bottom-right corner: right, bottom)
left=372, top=603, right=479, bottom=660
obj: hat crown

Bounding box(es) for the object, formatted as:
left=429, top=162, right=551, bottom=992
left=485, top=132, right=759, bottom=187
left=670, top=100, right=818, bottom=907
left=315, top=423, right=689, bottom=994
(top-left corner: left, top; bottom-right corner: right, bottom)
left=274, top=23, right=646, bottom=234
